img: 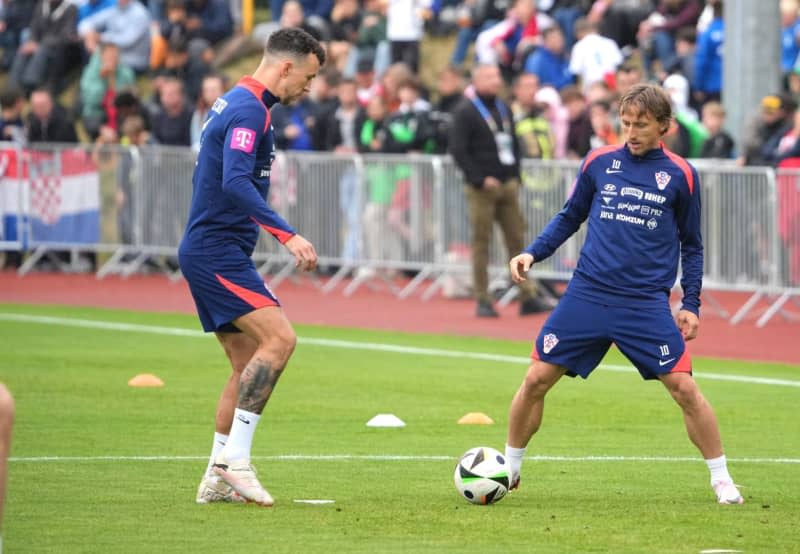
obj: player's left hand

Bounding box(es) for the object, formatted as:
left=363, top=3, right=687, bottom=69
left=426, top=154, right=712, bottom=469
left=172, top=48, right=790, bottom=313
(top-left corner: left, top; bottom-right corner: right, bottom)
left=509, top=253, right=534, bottom=283
left=284, top=234, right=318, bottom=272
left=676, top=309, right=699, bottom=341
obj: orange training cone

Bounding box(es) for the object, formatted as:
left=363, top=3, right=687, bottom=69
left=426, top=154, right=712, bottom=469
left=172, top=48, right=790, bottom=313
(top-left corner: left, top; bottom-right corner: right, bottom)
left=457, top=412, right=494, bottom=425
left=128, top=373, right=165, bottom=387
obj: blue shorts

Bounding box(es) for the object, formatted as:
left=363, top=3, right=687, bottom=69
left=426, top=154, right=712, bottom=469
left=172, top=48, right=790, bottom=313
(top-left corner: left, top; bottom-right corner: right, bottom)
left=179, top=248, right=280, bottom=333
left=532, top=293, right=692, bottom=380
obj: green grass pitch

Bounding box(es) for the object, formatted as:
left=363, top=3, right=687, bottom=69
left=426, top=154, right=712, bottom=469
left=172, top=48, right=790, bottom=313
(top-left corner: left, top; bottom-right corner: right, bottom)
left=1, top=304, right=798, bottom=553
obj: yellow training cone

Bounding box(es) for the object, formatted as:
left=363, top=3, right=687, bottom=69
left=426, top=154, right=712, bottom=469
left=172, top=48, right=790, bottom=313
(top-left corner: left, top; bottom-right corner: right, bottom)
left=457, top=412, right=494, bottom=425
left=128, top=373, right=165, bottom=387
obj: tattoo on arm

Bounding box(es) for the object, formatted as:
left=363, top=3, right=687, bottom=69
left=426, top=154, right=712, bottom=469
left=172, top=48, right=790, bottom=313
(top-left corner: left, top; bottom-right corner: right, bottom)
left=238, top=358, right=285, bottom=414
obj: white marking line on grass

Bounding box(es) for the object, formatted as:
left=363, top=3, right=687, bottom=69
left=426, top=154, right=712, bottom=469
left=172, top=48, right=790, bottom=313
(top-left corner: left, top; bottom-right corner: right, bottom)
left=8, top=454, right=800, bottom=464
left=1, top=313, right=799, bottom=388
left=294, top=499, right=335, bottom=504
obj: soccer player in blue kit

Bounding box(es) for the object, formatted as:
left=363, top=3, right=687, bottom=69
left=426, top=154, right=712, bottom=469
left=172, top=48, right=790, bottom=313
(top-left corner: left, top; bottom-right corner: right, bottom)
left=503, top=84, right=744, bottom=505
left=178, top=28, right=325, bottom=506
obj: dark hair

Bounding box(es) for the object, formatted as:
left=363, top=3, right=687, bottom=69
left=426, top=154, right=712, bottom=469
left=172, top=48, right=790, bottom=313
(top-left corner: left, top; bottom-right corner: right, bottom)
left=356, top=57, right=375, bottom=73
left=0, top=86, right=24, bottom=110
left=590, top=100, right=612, bottom=112
left=320, top=66, right=342, bottom=86
left=265, top=27, right=326, bottom=67
left=398, top=76, right=420, bottom=92
left=168, top=34, right=189, bottom=53
left=541, top=25, right=564, bottom=40
left=114, top=91, right=142, bottom=109
left=512, top=72, right=539, bottom=88
left=559, top=85, right=585, bottom=104
left=619, top=83, right=673, bottom=130
left=780, top=93, right=798, bottom=113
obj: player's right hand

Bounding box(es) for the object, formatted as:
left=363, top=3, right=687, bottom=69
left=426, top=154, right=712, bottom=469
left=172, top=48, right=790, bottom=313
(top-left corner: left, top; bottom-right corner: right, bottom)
left=509, top=253, right=534, bottom=283
left=284, top=234, right=317, bottom=272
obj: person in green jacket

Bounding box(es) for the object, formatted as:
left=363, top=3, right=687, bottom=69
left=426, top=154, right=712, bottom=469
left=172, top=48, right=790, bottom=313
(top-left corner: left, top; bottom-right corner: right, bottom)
left=79, top=42, right=137, bottom=139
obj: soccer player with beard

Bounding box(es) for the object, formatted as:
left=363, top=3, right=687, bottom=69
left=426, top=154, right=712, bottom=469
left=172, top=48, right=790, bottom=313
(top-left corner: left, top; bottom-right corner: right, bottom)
left=179, top=28, right=325, bottom=506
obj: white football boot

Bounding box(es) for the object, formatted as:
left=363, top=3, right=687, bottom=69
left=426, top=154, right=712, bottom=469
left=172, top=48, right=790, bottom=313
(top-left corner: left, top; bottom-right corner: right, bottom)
left=212, top=454, right=274, bottom=506
left=196, top=472, right=244, bottom=504
left=712, top=480, right=744, bottom=505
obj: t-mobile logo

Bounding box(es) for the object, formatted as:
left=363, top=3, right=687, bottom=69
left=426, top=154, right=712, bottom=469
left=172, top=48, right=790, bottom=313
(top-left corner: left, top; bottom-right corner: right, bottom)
left=230, top=127, right=256, bottom=153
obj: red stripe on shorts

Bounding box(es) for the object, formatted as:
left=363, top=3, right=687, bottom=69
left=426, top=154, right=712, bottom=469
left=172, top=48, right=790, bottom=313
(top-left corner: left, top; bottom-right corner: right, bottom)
left=671, top=348, right=692, bottom=373
left=215, top=274, right=277, bottom=309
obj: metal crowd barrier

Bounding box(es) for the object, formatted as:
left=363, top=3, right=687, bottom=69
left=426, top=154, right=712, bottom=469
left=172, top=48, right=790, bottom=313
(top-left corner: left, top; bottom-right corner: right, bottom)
left=1, top=142, right=798, bottom=326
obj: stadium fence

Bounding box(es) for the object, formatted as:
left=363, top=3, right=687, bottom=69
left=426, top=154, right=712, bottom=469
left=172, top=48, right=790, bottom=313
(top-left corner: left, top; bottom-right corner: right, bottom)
left=1, top=142, right=798, bottom=327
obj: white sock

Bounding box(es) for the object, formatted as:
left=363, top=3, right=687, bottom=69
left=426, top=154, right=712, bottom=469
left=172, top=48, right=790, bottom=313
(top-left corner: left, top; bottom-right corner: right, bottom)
left=505, top=444, right=527, bottom=478
left=706, top=454, right=733, bottom=484
left=205, top=432, right=228, bottom=476
left=221, top=409, right=261, bottom=461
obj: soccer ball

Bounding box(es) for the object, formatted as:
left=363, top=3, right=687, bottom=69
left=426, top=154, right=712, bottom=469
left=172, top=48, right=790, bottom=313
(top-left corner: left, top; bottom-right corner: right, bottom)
left=453, top=446, right=511, bottom=505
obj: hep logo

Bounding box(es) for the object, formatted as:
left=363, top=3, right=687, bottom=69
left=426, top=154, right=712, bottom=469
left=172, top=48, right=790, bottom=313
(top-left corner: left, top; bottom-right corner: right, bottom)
left=230, top=127, right=256, bottom=153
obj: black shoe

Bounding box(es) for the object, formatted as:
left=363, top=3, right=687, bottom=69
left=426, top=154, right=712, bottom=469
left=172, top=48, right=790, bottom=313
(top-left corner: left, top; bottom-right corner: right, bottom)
left=476, top=300, right=499, bottom=318
left=519, top=296, right=552, bottom=316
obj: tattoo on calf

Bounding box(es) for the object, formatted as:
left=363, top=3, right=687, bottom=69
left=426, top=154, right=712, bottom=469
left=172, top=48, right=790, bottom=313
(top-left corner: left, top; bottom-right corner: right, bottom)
left=238, top=358, right=284, bottom=414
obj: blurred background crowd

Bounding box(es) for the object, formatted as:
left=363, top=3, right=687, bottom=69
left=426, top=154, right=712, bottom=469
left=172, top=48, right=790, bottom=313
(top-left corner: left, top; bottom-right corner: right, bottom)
left=0, top=0, right=799, bottom=167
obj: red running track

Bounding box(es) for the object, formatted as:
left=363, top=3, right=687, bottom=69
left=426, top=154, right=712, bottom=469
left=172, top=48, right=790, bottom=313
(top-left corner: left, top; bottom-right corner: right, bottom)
left=1, top=271, right=798, bottom=365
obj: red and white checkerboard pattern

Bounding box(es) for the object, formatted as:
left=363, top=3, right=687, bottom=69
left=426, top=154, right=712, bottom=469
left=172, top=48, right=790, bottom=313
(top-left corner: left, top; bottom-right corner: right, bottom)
left=30, top=175, right=62, bottom=226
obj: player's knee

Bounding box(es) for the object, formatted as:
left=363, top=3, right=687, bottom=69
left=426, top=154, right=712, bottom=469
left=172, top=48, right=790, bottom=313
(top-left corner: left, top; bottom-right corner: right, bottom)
left=267, top=326, right=297, bottom=361
left=521, top=365, right=553, bottom=397
left=667, top=377, right=702, bottom=408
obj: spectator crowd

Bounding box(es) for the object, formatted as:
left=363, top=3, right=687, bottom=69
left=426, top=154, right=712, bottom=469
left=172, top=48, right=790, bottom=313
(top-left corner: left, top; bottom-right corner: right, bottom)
left=1, top=0, right=800, bottom=165
left=1, top=0, right=800, bottom=284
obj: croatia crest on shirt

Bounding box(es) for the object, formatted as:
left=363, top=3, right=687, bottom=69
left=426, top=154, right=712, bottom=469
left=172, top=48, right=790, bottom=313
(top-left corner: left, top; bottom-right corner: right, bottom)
left=655, top=171, right=671, bottom=190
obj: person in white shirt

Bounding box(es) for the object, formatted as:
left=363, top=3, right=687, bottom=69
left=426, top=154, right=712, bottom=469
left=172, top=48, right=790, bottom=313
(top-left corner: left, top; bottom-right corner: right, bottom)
left=568, top=16, right=623, bottom=93
left=386, top=0, right=432, bottom=72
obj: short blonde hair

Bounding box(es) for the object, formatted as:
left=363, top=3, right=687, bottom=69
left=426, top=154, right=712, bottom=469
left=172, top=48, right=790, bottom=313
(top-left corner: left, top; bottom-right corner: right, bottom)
left=618, top=83, right=672, bottom=131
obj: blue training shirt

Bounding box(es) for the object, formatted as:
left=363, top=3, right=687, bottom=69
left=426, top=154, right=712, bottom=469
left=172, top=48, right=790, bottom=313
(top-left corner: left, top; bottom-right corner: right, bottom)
left=525, top=143, right=703, bottom=315
left=180, top=76, right=296, bottom=257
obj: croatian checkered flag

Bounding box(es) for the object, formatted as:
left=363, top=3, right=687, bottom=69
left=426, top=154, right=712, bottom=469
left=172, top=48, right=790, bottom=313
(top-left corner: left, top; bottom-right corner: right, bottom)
left=1, top=147, right=100, bottom=245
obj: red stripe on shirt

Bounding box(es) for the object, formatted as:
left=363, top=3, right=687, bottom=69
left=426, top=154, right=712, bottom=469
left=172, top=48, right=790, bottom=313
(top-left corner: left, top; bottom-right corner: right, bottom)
left=662, top=146, right=694, bottom=194
left=581, top=144, right=623, bottom=173
left=251, top=217, right=295, bottom=243
left=215, top=273, right=277, bottom=309
left=236, top=76, right=271, bottom=132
